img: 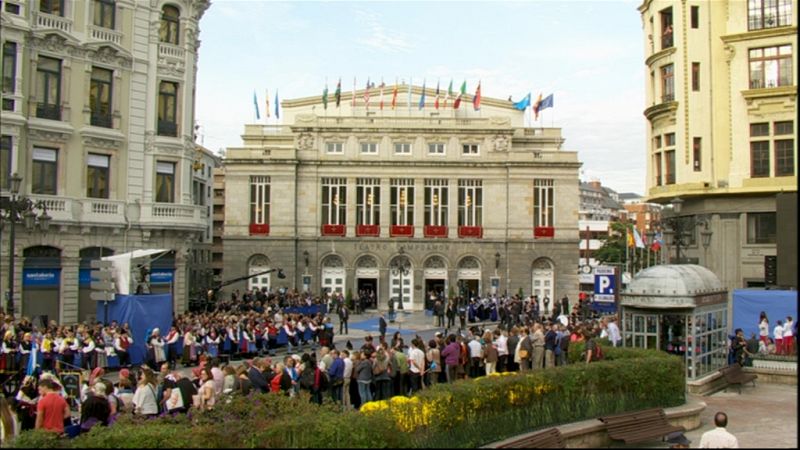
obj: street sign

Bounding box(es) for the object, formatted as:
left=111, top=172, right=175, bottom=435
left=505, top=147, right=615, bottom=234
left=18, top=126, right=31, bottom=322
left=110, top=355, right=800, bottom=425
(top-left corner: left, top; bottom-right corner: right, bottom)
left=90, top=291, right=115, bottom=301
left=90, top=281, right=114, bottom=291
left=594, top=266, right=616, bottom=302
left=90, top=260, right=113, bottom=269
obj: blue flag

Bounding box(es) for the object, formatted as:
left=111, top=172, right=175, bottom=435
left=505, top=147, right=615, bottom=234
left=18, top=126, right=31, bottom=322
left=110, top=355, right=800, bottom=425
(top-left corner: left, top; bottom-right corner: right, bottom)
left=513, top=93, right=531, bottom=110
left=274, top=90, right=280, bottom=119
left=253, top=90, right=260, bottom=120
left=538, top=93, right=554, bottom=111
left=419, top=79, right=426, bottom=110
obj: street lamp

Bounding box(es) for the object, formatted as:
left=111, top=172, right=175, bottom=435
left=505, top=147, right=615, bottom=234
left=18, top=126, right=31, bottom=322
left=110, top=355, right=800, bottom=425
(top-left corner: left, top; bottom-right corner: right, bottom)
left=495, top=252, right=501, bottom=271
left=0, top=173, right=52, bottom=315
left=390, top=247, right=411, bottom=310
left=303, top=250, right=309, bottom=273
left=663, top=197, right=711, bottom=264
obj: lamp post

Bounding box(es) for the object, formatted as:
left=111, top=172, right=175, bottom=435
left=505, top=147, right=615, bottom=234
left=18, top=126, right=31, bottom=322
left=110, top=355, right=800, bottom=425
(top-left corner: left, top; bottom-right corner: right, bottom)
left=390, top=247, right=410, bottom=311
left=662, top=197, right=712, bottom=264
left=645, top=230, right=656, bottom=268
left=1, top=173, right=52, bottom=315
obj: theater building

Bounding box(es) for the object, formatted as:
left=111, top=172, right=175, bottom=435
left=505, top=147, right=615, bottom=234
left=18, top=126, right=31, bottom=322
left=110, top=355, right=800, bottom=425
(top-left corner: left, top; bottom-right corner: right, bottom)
left=222, top=85, right=581, bottom=311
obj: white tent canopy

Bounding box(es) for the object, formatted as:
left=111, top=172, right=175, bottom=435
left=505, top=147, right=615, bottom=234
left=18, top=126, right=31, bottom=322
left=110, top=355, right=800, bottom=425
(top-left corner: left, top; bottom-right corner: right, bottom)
left=102, top=249, right=170, bottom=294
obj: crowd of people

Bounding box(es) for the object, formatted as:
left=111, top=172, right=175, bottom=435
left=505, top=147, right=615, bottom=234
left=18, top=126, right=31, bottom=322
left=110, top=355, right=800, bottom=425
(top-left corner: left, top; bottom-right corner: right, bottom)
left=729, top=311, right=796, bottom=367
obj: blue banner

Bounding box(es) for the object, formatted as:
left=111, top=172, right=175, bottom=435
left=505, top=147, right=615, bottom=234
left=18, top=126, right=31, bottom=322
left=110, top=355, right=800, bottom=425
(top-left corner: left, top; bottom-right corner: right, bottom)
left=150, top=270, right=173, bottom=284
left=23, top=269, right=60, bottom=287
left=79, top=269, right=92, bottom=286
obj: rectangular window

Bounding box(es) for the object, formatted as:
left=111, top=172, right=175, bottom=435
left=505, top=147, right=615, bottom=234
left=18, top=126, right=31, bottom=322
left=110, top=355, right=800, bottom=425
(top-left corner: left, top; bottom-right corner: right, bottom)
left=394, top=143, right=412, bottom=155
left=774, top=120, right=793, bottom=135
left=32, top=147, right=58, bottom=195
left=750, top=141, right=770, bottom=177
left=155, top=161, right=175, bottom=202
left=359, top=142, right=377, bottom=154
left=94, top=0, right=116, bottom=29
left=321, top=177, right=346, bottom=225
left=5, top=2, right=21, bottom=14
left=249, top=176, right=270, bottom=225
left=87, top=153, right=110, bottom=198
left=90, top=66, right=113, bottom=128
left=655, top=152, right=663, bottom=186
left=533, top=179, right=554, bottom=228
left=660, top=8, right=674, bottom=49
left=457, top=179, right=482, bottom=227
left=36, top=56, right=61, bottom=120
left=462, top=144, right=479, bottom=155
left=192, top=180, right=205, bottom=206
left=665, top=150, right=676, bottom=184
left=750, top=122, right=770, bottom=137
left=424, top=179, right=448, bottom=227
left=691, top=5, right=699, bottom=28
left=157, top=81, right=178, bottom=136
left=326, top=142, right=344, bottom=154
left=2, top=42, right=16, bottom=94
left=40, top=0, right=64, bottom=16
left=748, top=0, right=793, bottom=30
left=747, top=212, right=776, bottom=244
left=661, top=64, right=674, bottom=102
left=692, top=62, right=700, bottom=91
left=356, top=178, right=380, bottom=226
left=693, top=137, right=702, bottom=171
left=749, top=45, right=793, bottom=89
left=655, top=135, right=662, bottom=149
left=0, top=135, right=11, bottom=190
left=428, top=143, right=445, bottom=155
left=665, top=132, right=676, bottom=146
left=775, top=139, right=795, bottom=176
left=390, top=178, right=414, bottom=226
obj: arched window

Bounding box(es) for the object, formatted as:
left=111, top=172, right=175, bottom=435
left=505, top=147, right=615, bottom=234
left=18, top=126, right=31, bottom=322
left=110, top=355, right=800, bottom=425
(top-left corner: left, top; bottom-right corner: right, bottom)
left=321, top=254, right=345, bottom=295
left=247, top=254, right=270, bottom=292
left=160, top=5, right=180, bottom=45
left=531, top=258, right=555, bottom=313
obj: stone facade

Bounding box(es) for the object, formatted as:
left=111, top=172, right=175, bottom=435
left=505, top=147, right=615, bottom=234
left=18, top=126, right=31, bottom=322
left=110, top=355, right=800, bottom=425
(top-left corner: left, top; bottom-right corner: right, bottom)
left=222, top=85, right=581, bottom=311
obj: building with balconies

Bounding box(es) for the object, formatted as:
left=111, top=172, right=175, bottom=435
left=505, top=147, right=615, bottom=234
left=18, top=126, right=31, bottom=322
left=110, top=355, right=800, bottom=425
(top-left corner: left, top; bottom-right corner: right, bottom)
left=578, top=180, right=625, bottom=289
left=0, top=0, right=213, bottom=323
left=639, top=0, right=797, bottom=292
left=221, top=85, right=581, bottom=311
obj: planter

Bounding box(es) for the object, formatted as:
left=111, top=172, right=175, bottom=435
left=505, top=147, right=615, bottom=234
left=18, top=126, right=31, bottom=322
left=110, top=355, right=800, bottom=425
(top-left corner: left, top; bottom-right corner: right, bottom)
left=390, top=225, right=414, bottom=237
left=458, top=226, right=483, bottom=238
left=356, top=224, right=380, bottom=237
left=321, top=224, right=346, bottom=237
left=424, top=225, right=448, bottom=238
left=249, top=223, right=270, bottom=235
left=534, top=226, right=555, bottom=239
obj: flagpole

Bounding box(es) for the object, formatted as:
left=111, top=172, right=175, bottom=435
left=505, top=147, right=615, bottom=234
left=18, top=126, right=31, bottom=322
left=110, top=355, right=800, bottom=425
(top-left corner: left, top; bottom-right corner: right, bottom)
left=625, top=225, right=630, bottom=277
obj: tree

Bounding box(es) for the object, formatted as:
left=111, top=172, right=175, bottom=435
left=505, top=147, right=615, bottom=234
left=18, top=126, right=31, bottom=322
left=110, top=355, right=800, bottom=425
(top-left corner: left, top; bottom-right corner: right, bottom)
left=594, top=221, right=630, bottom=265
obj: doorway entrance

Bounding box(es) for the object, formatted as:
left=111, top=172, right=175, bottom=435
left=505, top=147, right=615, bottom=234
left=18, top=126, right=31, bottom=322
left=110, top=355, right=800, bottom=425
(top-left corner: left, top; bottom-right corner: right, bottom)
left=458, top=279, right=480, bottom=299
left=424, top=279, right=446, bottom=310
left=357, top=278, right=378, bottom=311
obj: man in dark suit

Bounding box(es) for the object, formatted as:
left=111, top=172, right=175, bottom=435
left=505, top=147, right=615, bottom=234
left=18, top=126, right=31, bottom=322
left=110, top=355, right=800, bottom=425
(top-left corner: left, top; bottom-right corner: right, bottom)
left=379, top=314, right=387, bottom=340
left=247, top=357, right=269, bottom=393
left=339, top=305, right=349, bottom=335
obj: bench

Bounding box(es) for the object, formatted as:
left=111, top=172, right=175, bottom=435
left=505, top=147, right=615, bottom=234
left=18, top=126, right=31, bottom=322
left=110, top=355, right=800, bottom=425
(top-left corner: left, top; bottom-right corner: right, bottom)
left=719, top=364, right=757, bottom=394
left=496, top=427, right=565, bottom=448
left=598, top=408, right=684, bottom=444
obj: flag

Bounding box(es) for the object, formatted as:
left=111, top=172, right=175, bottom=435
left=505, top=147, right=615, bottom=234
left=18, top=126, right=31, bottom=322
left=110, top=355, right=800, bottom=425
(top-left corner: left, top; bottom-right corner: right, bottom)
left=391, top=80, right=398, bottom=109
left=434, top=80, right=440, bottom=110
left=274, top=89, right=279, bottom=119
left=379, top=80, right=385, bottom=110
left=444, top=79, right=453, bottom=108
left=419, top=79, right=426, bottom=110
left=473, top=81, right=481, bottom=111
left=633, top=227, right=645, bottom=249
left=454, top=80, right=466, bottom=109
left=627, top=226, right=635, bottom=248
left=322, top=84, right=329, bottom=110
left=532, top=93, right=542, bottom=119
left=352, top=77, right=357, bottom=107
left=534, top=93, right=553, bottom=119
left=265, top=89, right=270, bottom=118
left=253, top=90, right=260, bottom=120
left=513, top=93, right=531, bottom=110
left=26, top=342, right=39, bottom=376
left=364, top=78, right=371, bottom=109
left=335, top=78, right=342, bottom=107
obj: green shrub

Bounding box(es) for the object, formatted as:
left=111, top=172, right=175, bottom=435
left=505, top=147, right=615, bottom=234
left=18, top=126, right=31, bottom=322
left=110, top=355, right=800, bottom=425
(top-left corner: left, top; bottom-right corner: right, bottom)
left=10, top=429, right=68, bottom=449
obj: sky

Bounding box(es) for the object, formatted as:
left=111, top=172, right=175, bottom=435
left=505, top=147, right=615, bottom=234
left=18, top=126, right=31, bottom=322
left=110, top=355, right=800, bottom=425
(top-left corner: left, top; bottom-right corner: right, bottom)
left=195, top=0, right=647, bottom=194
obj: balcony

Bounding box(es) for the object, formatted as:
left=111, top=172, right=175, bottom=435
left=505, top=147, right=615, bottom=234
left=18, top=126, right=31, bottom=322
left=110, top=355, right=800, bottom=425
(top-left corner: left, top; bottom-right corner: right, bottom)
left=36, top=103, right=61, bottom=121
left=141, top=203, right=205, bottom=230
left=424, top=225, right=448, bottom=238
left=390, top=225, right=414, bottom=238
left=157, top=120, right=178, bottom=137
left=88, top=25, right=122, bottom=46
left=249, top=223, right=269, bottom=235
left=458, top=226, right=483, bottom=239
left=321, top=224, right=346, bottom=237
left=534, top=226, right=555, bottom=239
left=158, top=43, right=185, bottom=60
left=36, top=12, right=73, bottom=34
left=90, top=113, right=113, bottom=129
left=661, top=93, right=674, bottom=103
left=356, top=224, right=380, bottom=237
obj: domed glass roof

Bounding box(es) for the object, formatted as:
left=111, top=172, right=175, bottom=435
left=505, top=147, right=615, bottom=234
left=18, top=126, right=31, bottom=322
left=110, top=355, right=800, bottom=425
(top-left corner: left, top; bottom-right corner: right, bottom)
left=624, top=264, right=725, bottom=296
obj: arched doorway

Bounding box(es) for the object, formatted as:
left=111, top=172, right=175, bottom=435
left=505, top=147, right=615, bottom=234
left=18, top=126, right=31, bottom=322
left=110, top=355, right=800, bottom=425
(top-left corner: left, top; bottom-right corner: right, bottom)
left=247, top=254, right=271, bottom=292
left=321, top=254, right=345, bottom=296
left=355, top=255, right=379, bottom=310
left=532, top=258, right=555, bottom=314
left=423, top=255, right=448, bottom=310
left=79, top=246, right=115, bottom=324
left=457, top=256, right=481, bottom=300
left=22, top=246, right=62, bottom=326
left=388, top=253, right=413, bottom=309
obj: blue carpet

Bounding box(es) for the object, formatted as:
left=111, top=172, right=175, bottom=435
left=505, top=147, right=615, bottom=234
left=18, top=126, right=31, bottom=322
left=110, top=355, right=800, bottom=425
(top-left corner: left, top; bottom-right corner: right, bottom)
left=348, top=317, right=416, bottom=335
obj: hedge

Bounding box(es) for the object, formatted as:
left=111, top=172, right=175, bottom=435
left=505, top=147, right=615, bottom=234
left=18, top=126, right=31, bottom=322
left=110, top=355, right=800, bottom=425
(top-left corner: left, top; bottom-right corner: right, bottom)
left=11, top=346, right=684, bottom=449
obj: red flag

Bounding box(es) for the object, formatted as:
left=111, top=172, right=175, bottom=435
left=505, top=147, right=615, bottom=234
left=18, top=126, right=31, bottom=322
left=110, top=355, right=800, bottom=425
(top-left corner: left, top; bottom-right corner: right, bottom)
left=379, top=81, right=385, bottom=110
left=391, top=82, right=399, bottom=109
left=473, top=81, right=481, bottom=111
left=434, top=80, right=440, bottom=110
left=364, top=78, right=371, bottom=109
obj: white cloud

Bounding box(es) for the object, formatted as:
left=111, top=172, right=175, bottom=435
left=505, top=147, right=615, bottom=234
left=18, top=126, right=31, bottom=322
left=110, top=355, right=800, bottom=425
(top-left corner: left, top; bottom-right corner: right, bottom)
left=354, top=9, right=414, bottom=53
